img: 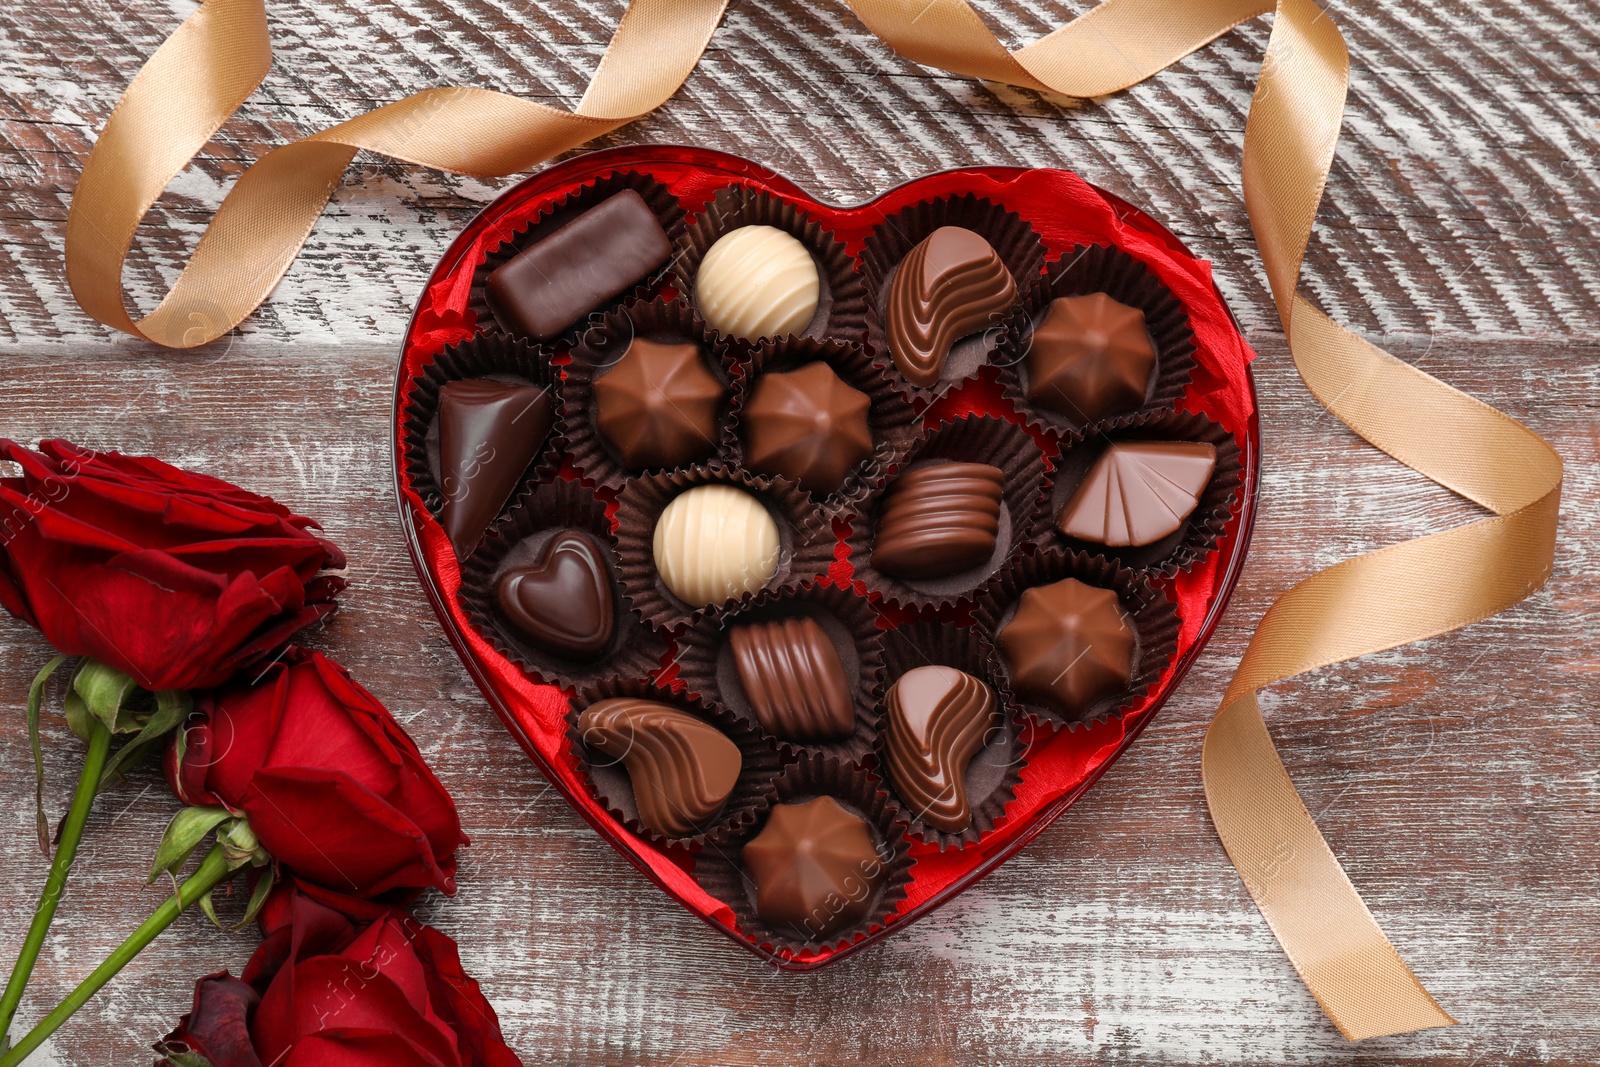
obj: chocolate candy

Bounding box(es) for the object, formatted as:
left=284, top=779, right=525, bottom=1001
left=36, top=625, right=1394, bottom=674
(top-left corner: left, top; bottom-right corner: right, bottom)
left=997, top=578, right=1134, bottom=719
left=436, top=379, right=555, bottom=557
left=886, top=226, right=1017, bottom=387
left=871, top=462, right=1004, bottom=579
left=741, top=363, right=872, bottom=494
left=593, top=338, right=726, bottom=469
left=884, top=666, right=998, bottom=833
left=694, top=226, right=820, bottom=341
left=1057, top=441, right=1217, bottom=547
left=742, top=796, right=884, bottom=938
left=1025, top=294, right=1156, bottom=422
left=729, top=617, right=853, bottom=741
left=496, top=531, right=613, bottom=660
left=652, top=484, right=780, bottom=606
left=577, top=698, right=742, bottom=837
left=487, top=191, right=672, bottom=341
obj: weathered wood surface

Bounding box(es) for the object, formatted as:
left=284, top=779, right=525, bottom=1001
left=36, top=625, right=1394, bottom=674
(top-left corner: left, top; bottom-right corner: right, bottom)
left=0, top=0, right=1597, bottom=1063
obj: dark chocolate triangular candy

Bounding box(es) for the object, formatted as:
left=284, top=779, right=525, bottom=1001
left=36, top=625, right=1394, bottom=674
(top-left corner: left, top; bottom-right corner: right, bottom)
left=436, top=379, right=555, bottom=556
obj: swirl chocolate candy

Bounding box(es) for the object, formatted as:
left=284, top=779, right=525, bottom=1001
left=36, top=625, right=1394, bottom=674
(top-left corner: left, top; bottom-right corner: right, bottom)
left=694, top=226, right=820, bottom=341
left=436, top=379, right=556, bottom=558
left=577, top=698, right=742, bottom=837
left=741, top=363, right=872, bottom=494
left=884, top=665, right=999, bottom=833
left=496, top=531, right=613, bottom=660
left=871, top=462, right=1005, bottom=579
left=885, top=226, right=1017, bottom=387
left=997, top=577, right=1135, bottom=719
left=1025, top=294, right=1157, bottom=423
left=742, top=796, right=884, bottom=938
left=1057, top=441, right=1217, bottom=547
left=729, top=616, right=854, bottom=741
left=593, top=338, right=726, bottom=469
left=652, top=484, right=780, bottom=606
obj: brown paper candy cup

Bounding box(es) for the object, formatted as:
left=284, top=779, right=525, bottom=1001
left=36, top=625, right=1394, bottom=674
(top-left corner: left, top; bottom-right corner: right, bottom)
left=973, top=548, right=1181, bottom=732
left=873, top=619, right=1025, bottom=850
left=1041, top=408, right=1243, bottom=575
left=724, top=336, right=919, bottom=515
left=455, top=477, right=666, bottom=692
left=860, top=194, right=1046, bottom=403
left=995, top=243, right=1199, bottom=435
left=690, top=751, right=915, bottom=956
left=399, top=333, right=563, bottom=538
left=848, top=414, right=1052, bottom=612
left=566, top=677, right=781, bottom=849
left=670, top=183, right=868, bottom=345
left=469, top=170, right=687, bottom=344
left=560, top=297, right=737, bottom=490
left=613, top=463, right=839, bottom=632
left=672, top=579, right=888, bottom=764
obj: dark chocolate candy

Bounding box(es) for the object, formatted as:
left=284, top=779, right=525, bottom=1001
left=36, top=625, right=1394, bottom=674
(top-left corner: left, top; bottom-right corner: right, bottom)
left=1026, top=294, right=1157, bottom=422
left=884, top=665, right=998, bottom=833
left=436, top=379, right=555, bottom=558
left=886, top=226, right=1017, bottom=387
left=729, top=616, right=853, bottom=741
left=997, top=577, right=1134, bottom=719
left=593, top=338, right=726, bottom=469
left=742, top=796, right=884, bottom=938
left=577, top=698, right=742, bottom=837
left=871, top=462, right=1005, bottom=579
left=487, top=190, right=672, bottom=341
left=497, top=531, right=614, bottom=660
left=1057, top=441, right=1217, bottom=547
left=741, top=363, right=872, bottom=494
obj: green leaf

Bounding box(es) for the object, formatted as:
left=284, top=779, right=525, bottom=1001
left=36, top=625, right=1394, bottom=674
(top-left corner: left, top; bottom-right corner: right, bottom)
left=215, top=817, right=269, bottom=871
left=99, top=689, right=191, bottom=789
left=26, top=654, right=69, bottom=856
left=234, top=867, right=275, bottom=931
left=148, top=806, right=234, bottom=884
left=71, top=659, right=140, bottom=735
left=159, top=1052, right=214, bottom=1067
left=196, top=888, right=223, bottom=929
left=62, top=690, right=92, bottom=744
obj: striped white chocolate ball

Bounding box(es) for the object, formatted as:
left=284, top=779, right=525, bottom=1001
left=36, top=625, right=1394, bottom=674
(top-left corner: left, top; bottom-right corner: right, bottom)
left=652, top=484, right=781, bottom=606
left=693, top=225, right=820, bottom=341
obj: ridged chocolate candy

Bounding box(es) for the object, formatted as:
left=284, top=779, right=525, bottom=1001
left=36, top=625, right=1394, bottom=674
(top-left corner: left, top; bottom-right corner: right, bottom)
left=741, top=363, right=873, bottom=494
left=436, top=379, right=555, bottom=558
left=653, top=484, right=781, bottom=606
left=884, top=666, right=998, bottom=832
left=743, top=796, right=884, bottom=938
left=1057, top=441, right=1217, bottom=547
left=577, top=698, right=742, bottom=837
left=997, top=578, right=1134, bottom=719
left=871, top=462, right=1005, bottom=579
left=729, top=617, right=854, bottom=741
left=885, top=226, right=1017, bottom=387
left=593, top=338, right=726, bottom=469
left=496, top=531, right=613, bottom=660
left=1026, top=294, right=1157, bottom=422
left=694, top=226, right=820, bottom=341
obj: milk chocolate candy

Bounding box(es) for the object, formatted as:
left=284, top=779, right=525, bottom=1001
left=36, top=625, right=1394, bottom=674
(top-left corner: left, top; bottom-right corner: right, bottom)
left=1026, top=294, right=1157, bottom=422
left=997, top=577, right=1135, bottom=718
left=742, top=363, right=873, bottom=494
left=1057, top=441, right=1217, bottom=547
left=496, top=531, right=613, bottom=660
left=593, top=338, right=726, bottom=469
left=729, top=616, right=854, bottom=741
left=694, top=226, right=820, bottom=341
left=487, top=190, right=672, bottom=341
left=652, top=484, right=780, bottom=606
left=886, top=226, right=1017, bottom=387
left=436, top=379, right=555, bottom=557
left=577, top=698, right=742, bottom=837
left=871, top=462, right=1005, bottom=579
left=884, top=666, right=998, bottom=833
left=742, top=796, right=884, bottom=938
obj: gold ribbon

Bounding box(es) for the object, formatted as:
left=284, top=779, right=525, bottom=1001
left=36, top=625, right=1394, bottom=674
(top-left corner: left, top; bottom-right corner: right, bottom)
left=65, top=0, right=1562, bottom=1040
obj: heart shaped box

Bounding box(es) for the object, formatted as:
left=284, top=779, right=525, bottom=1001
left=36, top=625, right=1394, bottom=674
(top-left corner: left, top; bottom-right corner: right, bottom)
left=393, top=146, right=1260, bottom=969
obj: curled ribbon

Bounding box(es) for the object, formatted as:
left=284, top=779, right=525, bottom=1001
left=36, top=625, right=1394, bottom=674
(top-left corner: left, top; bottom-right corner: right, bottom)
left=65, top=0, right=1562, bottom=1040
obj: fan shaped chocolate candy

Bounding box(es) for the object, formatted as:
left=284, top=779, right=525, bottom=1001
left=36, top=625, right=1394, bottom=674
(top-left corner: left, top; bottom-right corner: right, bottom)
left=884, top=666, right=999, bottom=832
left=577, top=698, right=742, bottom=837
left=496, top=531, right=614, bottom=660
left=652, top=484, right=780, bottom=606
left=1058, top=441, right=1217, bottom=547
left=886, top=226, right=1017, bottom=387
left=741, top=363, right=873, bottom=494
left=997, top=578, right=1135, bottom=719
left=742, top=796, right=884, bottom=938
left=436, top=379, right=556, bottom=558
left=1026, top=294, right=1157, bottom=422
left=729, top=616, right=854, bottom=741
left=593, top=338, right=726, bottom=469
left=871, top=462, right=1005, bottom=579
left=695, top=226, right=820, bottom=341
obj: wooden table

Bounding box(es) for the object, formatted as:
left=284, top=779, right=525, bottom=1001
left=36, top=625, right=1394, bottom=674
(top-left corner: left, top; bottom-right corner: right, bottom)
left=2, top=0, right=1597, bottom=1063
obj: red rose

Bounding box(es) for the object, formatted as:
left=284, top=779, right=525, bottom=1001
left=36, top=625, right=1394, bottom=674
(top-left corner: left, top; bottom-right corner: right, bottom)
left=165, top=649, right=465, bottom=900
left=156, top=890, right=522, bottom=1067
left=0, top=439, right=345, bottom=691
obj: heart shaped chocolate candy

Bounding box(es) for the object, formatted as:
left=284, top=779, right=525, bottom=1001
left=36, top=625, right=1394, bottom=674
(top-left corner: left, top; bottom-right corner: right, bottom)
left=497, top=531, right=614, bottom=660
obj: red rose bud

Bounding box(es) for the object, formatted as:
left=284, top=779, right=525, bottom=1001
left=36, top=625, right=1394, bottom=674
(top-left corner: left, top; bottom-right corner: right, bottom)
left=165, top=649, right=465, bottom=900
left=156, top=890, right=522, bottom=1067
left=0, top=440, right=346, bottom=691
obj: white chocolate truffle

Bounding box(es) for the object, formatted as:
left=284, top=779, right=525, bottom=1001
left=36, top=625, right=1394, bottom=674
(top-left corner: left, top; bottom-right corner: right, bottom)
left=694, top=226, right=820, bottom=341
left=652, top=484, right=780, bottom=606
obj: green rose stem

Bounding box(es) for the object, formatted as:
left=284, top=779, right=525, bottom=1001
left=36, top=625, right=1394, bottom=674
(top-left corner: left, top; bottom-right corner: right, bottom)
left=0, top=720, right=111, bottom=1046
left=0, top=847, right=234, bottom=1067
